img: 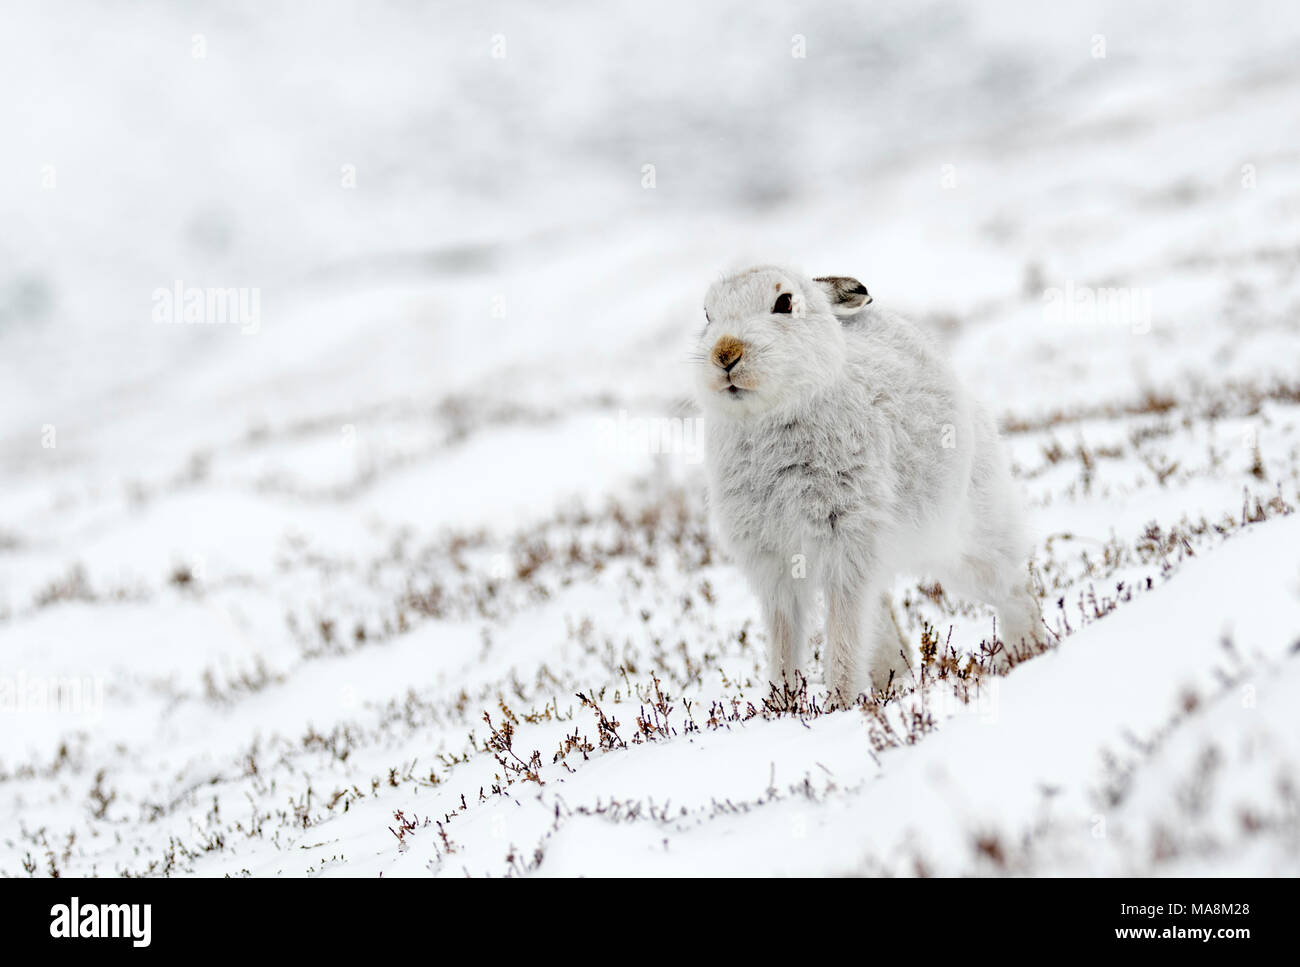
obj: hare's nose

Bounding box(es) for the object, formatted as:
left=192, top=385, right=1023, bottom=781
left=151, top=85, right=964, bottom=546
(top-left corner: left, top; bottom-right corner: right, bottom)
left=711, top=336, right=744, bottom=372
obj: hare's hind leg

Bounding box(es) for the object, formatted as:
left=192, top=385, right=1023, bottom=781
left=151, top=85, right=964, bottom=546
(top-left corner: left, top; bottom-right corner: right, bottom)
left=955, top=412, right=1045, bottom=669
left=943, top=551, right=1043, bottom=673
left=994, top=580, right=1044, bottom=671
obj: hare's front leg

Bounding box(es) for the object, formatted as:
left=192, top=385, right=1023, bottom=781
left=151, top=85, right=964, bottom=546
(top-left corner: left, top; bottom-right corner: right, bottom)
left=750, top=554, right=810, bottom=689
left=867, top=591, right=910, bottom=691
left=825, top=582, right=870, bottom=705
left=826, top=582, right=908, bottom=703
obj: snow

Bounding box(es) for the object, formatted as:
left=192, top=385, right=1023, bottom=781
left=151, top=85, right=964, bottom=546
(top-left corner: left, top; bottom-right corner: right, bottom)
left=2, top=0, right=1299, bottom=876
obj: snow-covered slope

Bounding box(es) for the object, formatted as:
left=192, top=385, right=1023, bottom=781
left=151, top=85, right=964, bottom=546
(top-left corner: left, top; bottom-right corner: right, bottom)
left=2, top=0, right=1298, bottom=876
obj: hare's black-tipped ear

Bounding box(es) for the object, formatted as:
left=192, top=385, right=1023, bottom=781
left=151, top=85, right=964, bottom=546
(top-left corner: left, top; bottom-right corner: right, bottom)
left=814, top=276, right=872, bottom=315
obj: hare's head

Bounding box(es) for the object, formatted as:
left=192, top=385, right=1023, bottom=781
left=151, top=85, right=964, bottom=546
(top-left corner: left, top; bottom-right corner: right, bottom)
left=694, top=265, right=870, bottom=419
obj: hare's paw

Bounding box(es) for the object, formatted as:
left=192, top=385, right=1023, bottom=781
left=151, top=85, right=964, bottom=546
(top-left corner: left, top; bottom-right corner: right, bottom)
left=868, top=648, right=910, bottom=694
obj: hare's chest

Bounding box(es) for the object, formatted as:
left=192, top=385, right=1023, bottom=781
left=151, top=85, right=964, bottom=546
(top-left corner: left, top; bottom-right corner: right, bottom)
left=709, top=421, right=874, bottom=551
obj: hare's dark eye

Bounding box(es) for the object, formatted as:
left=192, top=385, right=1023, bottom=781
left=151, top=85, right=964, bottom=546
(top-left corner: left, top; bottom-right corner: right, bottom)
left=772, top=292, right=793, bottom=314
left=704, top=308, right=711, bottom=325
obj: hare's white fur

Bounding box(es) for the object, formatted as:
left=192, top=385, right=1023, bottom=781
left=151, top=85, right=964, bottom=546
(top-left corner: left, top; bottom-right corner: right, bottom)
left=694, top=265, right=1040, bottom=703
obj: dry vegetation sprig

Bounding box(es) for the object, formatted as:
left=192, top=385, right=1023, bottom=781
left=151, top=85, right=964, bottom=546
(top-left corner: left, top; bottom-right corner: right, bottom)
left=482, top=711, right=545, bottom=786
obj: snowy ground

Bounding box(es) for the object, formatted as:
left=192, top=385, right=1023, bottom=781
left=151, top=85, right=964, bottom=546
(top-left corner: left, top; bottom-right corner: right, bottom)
left=2, top=1, right=1299, bottom=876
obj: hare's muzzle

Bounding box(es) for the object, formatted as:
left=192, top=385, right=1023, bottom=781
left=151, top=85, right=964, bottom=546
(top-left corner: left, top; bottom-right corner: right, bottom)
left=710, top=336, right=744, bottom=373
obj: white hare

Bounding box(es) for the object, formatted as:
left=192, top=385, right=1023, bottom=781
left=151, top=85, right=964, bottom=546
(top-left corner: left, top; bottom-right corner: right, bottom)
left=693, top=265, right=1041, bottom=703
